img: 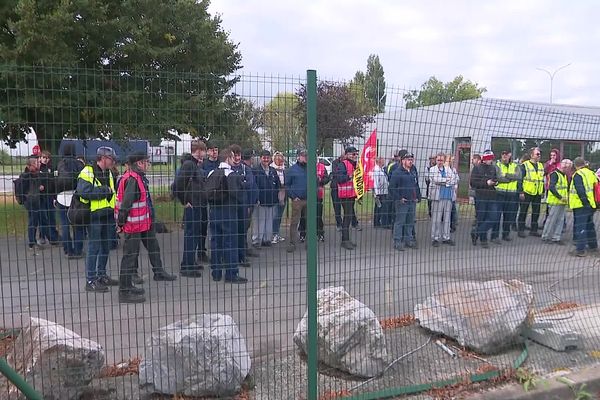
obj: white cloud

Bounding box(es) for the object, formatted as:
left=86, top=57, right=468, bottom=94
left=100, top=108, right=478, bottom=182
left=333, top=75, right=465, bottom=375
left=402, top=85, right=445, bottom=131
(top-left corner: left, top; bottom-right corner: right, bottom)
left=210, top=0, right=600, bottom=106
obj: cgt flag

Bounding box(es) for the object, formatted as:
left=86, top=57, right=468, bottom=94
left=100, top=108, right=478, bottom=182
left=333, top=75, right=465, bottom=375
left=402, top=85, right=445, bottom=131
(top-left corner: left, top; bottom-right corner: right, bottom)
left=353, top=129, right=377, bottom=201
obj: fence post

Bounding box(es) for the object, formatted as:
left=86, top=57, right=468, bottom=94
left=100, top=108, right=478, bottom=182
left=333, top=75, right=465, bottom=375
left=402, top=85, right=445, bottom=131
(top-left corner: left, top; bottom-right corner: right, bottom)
left=0, top=358, right=43, bottom=400
left=306, top=69, right=319, bottom=400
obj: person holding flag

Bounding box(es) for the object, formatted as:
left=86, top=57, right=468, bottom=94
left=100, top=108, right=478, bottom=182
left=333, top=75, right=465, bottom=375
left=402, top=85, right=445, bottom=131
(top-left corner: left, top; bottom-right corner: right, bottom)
left=335, top=146, right=360, bottom=250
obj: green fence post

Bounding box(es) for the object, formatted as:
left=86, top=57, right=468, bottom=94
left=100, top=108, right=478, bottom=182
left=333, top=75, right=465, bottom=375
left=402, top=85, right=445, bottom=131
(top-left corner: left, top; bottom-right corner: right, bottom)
left=0, top=358, right=43, bottom=400
left=306, top=69, right=318, bottom=400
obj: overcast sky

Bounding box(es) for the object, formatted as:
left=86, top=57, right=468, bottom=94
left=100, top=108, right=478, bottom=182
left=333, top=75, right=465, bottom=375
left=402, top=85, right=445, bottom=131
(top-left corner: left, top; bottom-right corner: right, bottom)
left=209, top=0, right=600, bottom=107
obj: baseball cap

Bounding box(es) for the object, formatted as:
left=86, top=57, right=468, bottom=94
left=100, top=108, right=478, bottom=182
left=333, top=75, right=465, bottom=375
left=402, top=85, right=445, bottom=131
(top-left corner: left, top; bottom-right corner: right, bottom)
left=345, top=146, right=358, bottom=154
left=97, top=146, right=117, bottom=160
left=401, top=152, right=414, bottom=160
left=482, top=150, right=495, bottom=161
left=242, top=149, right=254, bottom=160
left=296, top=148, right=307, bottom=156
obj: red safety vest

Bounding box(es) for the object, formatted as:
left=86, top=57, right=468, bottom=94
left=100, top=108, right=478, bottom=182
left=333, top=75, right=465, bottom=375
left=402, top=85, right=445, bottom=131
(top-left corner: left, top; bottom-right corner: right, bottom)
left=337, top=160, right=356, bottom=199
left=115, top=170, right=152, bottom=233
left=317, top=162, right=326, bottom=200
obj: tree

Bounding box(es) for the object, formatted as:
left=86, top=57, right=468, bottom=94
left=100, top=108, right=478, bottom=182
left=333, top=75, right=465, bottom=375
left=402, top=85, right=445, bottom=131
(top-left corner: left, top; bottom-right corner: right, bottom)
left=351, top=54, right=386, bottom=113
left=262, top=92, right=302, bottom=152
left=296, top=81, right=375, bottom=153
left=403, top=75, right=486, bottom=109
left=0, top=0, right=242, bottom=151
left=364, top=54, right=386, bottom=113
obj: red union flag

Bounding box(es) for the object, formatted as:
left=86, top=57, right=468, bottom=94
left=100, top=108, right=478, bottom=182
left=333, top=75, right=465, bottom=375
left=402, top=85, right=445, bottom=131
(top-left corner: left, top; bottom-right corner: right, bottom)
left=360, top=129, right=377, bottom=190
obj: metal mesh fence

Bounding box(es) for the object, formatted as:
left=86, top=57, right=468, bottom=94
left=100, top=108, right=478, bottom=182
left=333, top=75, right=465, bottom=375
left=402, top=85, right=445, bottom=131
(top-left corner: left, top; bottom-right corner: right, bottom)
left=1, top=65, right=600, bottom=400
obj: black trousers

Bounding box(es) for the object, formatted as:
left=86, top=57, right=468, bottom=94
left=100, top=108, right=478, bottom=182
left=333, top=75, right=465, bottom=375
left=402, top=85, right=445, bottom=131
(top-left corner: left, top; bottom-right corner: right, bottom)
left=518, top=193, right=542, bottom=233
left=119, top=229, right=164, bottom=288
left=341, top=198, right=356, bottom=242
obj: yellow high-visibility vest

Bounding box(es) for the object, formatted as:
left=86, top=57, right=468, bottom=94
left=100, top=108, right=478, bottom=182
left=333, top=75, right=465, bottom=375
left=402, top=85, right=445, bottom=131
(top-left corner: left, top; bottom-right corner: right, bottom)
left=546, top=171, right=568, bottom=206
left=496, top=161, right=518, bottom=192
left=77, top=165, right=115, bottom=212
left=569, top=168, right=597, bottom=209
left=522, top=160, right=544, bottom=195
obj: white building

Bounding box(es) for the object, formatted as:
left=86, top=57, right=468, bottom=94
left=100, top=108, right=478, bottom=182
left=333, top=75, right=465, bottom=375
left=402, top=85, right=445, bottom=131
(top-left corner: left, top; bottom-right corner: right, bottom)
left=336, top=98, right=600, bottom=198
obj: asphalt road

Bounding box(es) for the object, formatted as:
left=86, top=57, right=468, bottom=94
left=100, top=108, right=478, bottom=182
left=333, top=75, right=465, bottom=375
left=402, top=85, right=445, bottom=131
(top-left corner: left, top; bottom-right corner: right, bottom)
left=1, top=216, right=600, bottom=365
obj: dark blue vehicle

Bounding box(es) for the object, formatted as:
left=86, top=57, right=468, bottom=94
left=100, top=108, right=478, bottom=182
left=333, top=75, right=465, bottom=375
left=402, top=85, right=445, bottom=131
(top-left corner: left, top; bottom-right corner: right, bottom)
left=58, top=139, right=148, bottom=163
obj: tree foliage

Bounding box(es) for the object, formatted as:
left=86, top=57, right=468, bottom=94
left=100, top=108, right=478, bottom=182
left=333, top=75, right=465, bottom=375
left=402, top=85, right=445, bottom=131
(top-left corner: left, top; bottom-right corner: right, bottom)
left=403, top=75, right=486, bottom=109
left=262, top=92, right=302, bottom=152
left=296, top=81, right=375, bottom=153
left=351, top=54, right=386, bottom=113
left=0, top=0, right=242, bottom=151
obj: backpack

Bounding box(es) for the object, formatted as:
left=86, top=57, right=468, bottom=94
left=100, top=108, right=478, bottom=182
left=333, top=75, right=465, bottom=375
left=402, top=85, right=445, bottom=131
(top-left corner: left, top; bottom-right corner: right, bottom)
left=55, top=158, right=81, bottom=192
left=594, top=181, right=600, bottom=204
left=170, top=154, right=194, bottom=204
left=203, top=168, right=228, bottom=204
left=13, top=177, right=25, bottom=205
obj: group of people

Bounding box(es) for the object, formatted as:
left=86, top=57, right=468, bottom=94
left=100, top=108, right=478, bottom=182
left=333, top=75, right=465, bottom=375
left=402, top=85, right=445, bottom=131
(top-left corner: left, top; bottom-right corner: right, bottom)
left=362, top=145, right=599, bottom=256
left=16, top=140, right=600, bottom=303
left=470, top=147, right=599, bottom=255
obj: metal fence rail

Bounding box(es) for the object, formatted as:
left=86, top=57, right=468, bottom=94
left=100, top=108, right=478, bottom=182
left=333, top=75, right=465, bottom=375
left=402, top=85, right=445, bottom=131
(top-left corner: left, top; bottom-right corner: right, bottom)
left=1, top=65, right=600, bottom=399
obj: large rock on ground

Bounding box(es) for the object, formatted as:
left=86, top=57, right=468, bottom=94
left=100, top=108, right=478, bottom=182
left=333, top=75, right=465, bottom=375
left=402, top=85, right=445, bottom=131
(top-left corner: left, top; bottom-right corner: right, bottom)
left=414, top=279, right=534, bottom=354
left=294, top=286, right=388, bottom=378
left=139, top=314, right=250, bottom=397
left=0, top=317, right=104, bottom=400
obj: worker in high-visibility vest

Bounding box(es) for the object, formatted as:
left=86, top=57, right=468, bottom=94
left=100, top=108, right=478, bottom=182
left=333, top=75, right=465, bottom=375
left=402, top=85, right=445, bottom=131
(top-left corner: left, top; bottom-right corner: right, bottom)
left=569, top=157, right=598, bottom=257
left=517, top=147, right=545, bottom=238
left=76, top=147, right=117, bottom=293
left=541, top=158, right=572, bottom=244
left=492, top=150, right=521, bottom=242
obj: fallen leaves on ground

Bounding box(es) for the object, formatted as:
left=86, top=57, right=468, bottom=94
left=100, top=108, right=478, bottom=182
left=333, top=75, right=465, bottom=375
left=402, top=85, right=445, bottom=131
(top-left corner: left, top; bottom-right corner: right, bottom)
left=0, top=332, right=17, bottom=358
left=98, top=356, right=140, bottom=378
left=379, top=314, right=415, bottom=330
left=171, top=388, right=250, bottom=400
left=589, top=350, right=600, bottom=359
left=318, top=389, right=351, bottom=399
left=539, top=302, right=580, bottom=314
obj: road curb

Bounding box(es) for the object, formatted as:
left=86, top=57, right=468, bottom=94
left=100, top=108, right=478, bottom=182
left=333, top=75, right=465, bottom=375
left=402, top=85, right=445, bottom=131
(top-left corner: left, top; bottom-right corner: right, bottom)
left=477, top=364, right=600, bottom=400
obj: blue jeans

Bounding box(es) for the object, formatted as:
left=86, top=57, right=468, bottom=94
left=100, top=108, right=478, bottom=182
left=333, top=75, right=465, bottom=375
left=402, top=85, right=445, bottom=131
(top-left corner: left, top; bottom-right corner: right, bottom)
left=573, top=207, right=598, bottom=252
left=26, top=206, right=50, bottom=246
left=272, top=202, right=286, bottom=235
left=40, top=197, right=59, bottom=242
left=57, top=204, right=85, bottom=256
left=210, top=205, right=238, bottom=280
left=86, top=213, right=112, bottom=282
left=181, top=206, right=202, bottom=269
left=393, top=200, right=416, bottom=245
left=476, top=198, right=500, bottom=243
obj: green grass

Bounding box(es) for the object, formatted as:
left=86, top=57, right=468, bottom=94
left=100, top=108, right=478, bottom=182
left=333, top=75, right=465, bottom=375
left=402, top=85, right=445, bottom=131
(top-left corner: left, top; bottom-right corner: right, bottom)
left=3, top=188, right=533, bottom=237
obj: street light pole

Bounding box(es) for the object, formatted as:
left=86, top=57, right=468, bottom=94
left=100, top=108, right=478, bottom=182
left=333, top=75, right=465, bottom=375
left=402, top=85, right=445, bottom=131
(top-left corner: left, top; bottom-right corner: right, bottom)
left=536, top=63, right=572, bottom=103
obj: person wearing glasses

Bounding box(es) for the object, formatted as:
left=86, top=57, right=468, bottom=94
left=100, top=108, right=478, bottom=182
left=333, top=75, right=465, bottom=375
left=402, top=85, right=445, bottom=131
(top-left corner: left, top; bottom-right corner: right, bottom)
left=517, top=147, right=545, bottom=238
left=76, top=147, right=118, bottom=293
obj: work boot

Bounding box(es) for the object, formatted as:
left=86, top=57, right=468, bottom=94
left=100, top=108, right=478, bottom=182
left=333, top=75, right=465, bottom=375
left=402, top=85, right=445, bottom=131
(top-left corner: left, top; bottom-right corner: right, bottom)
left=153, top=271, right=177, bottom=281
left=119, top=290, right=146, bottom=303
left=341, top=241, right=354, bottom=250
left=98, top=275, right=119, bottom=286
